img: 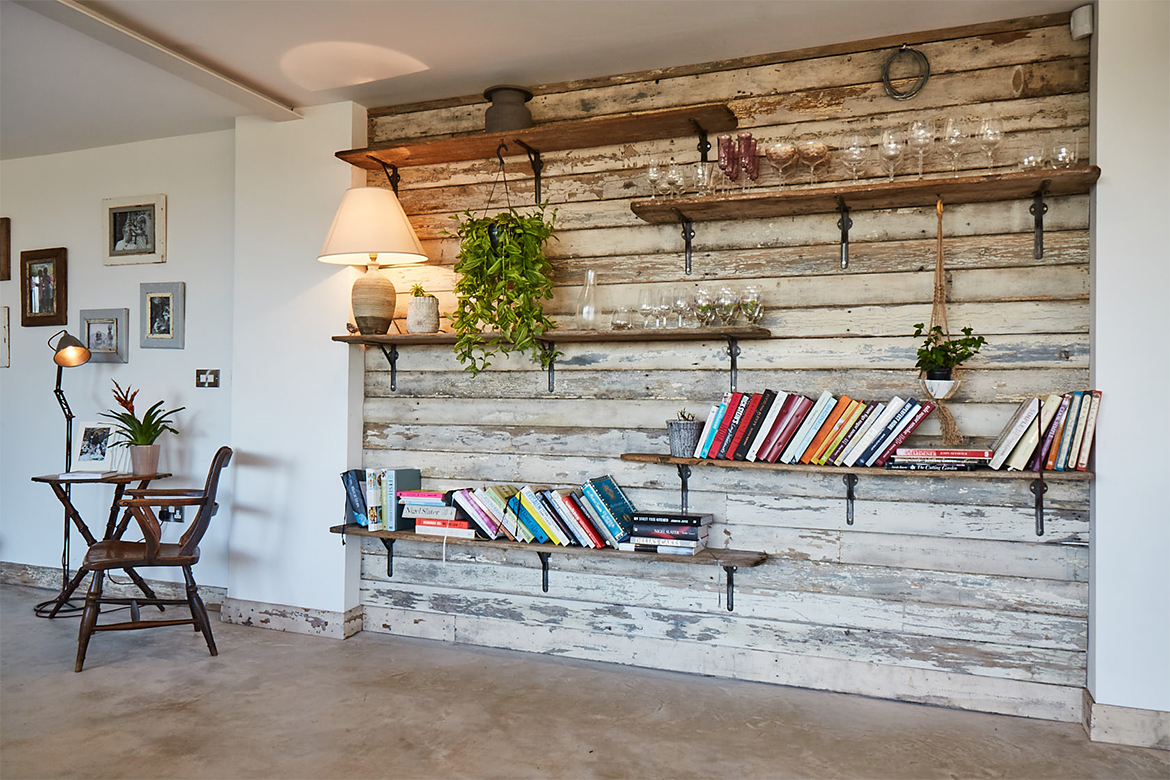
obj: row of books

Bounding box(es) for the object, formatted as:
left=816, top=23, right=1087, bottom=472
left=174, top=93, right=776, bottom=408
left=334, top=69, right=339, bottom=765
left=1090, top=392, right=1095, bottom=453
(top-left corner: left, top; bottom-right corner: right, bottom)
left=690, top=390, right=936, bottom=469
left=988, top=390, right=1102, bottom=472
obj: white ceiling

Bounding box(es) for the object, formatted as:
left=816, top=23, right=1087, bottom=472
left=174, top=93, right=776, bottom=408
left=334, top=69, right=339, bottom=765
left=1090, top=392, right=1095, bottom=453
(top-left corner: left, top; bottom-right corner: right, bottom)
left=0, top=0, right=1080, bottom=160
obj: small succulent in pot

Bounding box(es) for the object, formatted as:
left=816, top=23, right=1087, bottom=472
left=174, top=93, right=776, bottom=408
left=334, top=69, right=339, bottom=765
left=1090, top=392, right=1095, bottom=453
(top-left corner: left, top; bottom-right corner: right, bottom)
left=913, top=323, right=987, bottom=380
left=406, top=283, right=441, bottom=334
left=666, top=408, right=705, bottom=458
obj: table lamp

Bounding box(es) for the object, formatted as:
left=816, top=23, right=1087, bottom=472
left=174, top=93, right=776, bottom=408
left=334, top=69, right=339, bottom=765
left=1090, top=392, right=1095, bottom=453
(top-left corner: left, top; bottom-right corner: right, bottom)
left=49, top=330, right=91, bottom=473
left=318, top=186, right=427, bottom=334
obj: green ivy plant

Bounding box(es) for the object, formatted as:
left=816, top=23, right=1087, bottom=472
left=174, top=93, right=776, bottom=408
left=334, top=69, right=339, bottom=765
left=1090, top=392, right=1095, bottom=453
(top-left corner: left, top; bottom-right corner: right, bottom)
left=450, top=205, right=558, bottom=376
left=913, top=323, right=988, bottom=373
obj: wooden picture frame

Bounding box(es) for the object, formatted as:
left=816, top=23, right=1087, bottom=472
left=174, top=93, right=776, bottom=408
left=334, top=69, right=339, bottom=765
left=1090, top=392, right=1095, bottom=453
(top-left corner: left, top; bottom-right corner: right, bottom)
left=104, top=194, right=166, bottom=265
left=19, top=247, right=67, bottom=327
left=1, top=217, right=10, bottom=281
left=81, top=308, right=129, bottom=363
left=140, top=281, right=184, bottom=349
left=72, top=421, right=116, bottom=472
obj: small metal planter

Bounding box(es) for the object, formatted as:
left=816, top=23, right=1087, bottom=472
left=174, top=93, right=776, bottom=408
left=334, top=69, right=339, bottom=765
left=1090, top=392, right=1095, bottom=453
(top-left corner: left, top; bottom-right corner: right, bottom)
left=666, top=420, right=705, bottom=458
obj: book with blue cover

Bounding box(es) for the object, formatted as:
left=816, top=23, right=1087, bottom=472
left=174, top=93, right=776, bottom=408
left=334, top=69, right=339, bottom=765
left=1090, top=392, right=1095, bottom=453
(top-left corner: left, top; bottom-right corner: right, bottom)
left=508, top=494, right=550, bottom=543
left=581, top=475, right=636, bottom=542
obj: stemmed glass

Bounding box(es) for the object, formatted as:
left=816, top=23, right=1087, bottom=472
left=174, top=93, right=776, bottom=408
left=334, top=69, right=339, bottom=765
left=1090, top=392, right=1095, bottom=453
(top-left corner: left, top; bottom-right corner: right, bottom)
left=765, top=140, right=798, bottom=188
left=637, top=289, right=656, bottom=328
left=693, top=161, right=715, bottom=196
left=693, top=288, right=716, bottom=326
left=665, top=159, right=685, bottom=197
left=878, top=129, right=904, bottom=182
left=797, top=138, right=830, bottom=183
left=907, top=119, right=934, bottom=179
left=839, top=133, right=869, bottom=182
left=652, top=290, right=673, bottom=329
left=940, top=117, right=967, bottom=177
left=739, top=285, right=764, bottom=325
left=646, top=159, right=663, bottom=199
left=977, top=118, right=1002, bottom=173
left=715, top=287, right=739, bottom=326
left=671, top=288, right=691, bottom=327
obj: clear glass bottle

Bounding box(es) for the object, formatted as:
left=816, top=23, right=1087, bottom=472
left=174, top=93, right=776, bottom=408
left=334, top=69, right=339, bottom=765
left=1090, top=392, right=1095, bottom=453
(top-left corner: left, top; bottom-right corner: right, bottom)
left=575, top=269, right=598, bottom=329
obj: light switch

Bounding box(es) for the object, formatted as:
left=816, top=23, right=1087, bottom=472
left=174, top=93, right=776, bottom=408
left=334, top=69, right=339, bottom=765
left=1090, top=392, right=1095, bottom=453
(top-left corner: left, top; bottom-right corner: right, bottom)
left=196, top=369, right=220, bottom=388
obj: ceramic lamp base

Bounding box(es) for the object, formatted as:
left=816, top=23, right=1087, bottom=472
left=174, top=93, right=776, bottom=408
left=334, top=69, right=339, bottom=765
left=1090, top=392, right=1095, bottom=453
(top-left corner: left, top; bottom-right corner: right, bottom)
left=352, top=271, right=396, bottom=335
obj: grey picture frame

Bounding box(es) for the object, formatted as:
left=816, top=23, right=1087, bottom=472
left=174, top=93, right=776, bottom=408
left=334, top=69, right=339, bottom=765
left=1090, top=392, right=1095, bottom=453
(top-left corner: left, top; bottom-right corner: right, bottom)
left=81, top=307, right=129, bottom=363
left=104, top=194, right=166, bottom=265
left=140, top=282, right=185, bottom=349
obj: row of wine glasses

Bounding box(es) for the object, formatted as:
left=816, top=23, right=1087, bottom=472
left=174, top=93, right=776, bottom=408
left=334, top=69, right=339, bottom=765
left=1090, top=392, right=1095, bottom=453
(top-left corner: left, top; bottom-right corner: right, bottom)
left=870, top=117, right=1004, bottom=180
left=611, top=286, right=765, bottom=329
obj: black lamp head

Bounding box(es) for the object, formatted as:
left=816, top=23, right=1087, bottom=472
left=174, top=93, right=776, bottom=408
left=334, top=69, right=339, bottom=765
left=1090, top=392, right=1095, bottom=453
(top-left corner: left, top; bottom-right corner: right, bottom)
left=48, top=329, right=91, bottom=368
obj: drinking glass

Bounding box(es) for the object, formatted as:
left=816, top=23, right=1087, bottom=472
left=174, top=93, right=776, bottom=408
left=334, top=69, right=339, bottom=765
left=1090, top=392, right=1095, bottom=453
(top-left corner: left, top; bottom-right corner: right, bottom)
left=610, top=306, right=633, bottom=330
left=693, top=161, right=715, bottom=196
left=1051, top=139, right=1078, bottom=168
left=738, top=132, right=759, bottom=190
left=693, top=288, right=716, bottom=326
left=665, top=158, right=685, bottom=197
left=714, top=287, right=739, bottom=326
left=717, top=134, right=739, bottom=182
left=797, top=137, right=830, bottom=183
left=637, top=288, right=656, bottom=328
left=907, top=119, right=934, bottom=179
left=646, top=158, right=663, bottom=199
left=652, top=289, right=673, bottom=328
left=940, top=117, right=967, bottom=177
left=839, top=132, right=869, bottom=182
left=765, top=140, right=798, bottom=188
left=671, top=288, right=692, bottom=327
left=1020, top=148, right=1046, bottom=171
left=878, top=128, right=904, bottom=181
left=739, top=285, right=764, bottom=325
left=977, top=118, right=1003, bottom=173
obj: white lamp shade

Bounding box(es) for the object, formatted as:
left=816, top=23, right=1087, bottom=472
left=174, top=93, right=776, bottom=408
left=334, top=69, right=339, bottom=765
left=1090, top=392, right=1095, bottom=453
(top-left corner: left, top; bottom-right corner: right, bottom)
left=318, top=186, right=427, bottom=266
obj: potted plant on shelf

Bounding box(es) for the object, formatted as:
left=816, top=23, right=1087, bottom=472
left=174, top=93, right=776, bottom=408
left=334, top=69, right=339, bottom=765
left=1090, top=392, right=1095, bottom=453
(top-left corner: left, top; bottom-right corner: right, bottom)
left=99, top=380, right=185, bottom=475
left=406, top=283, right=440, bottom=334
left=666, top=409, right=705, bottom=458
left=450, top=204, right=558, bottom=376
left=913, top=323, right=988, bottom=381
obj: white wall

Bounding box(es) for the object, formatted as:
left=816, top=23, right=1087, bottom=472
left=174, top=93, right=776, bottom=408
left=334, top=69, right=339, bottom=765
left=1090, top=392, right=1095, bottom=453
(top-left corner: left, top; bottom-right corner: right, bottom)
left=228, top=102, right=364, bottom=613
left=1090, top=0, right=1170, bottom=713
left=0, top=130, right=236, bottom=586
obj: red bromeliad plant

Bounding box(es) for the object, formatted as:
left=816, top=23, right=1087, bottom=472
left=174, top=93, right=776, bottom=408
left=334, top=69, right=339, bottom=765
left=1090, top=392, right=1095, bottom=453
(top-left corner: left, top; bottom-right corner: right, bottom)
left=99, top=380, right=185, bottom=446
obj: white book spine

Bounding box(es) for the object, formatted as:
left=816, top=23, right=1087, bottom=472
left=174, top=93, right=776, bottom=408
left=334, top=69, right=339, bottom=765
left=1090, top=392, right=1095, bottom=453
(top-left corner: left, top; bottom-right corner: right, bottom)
left=1076, top=391, right=1102, bottom=470
left=989, top=397, right=1040, bottom=470
left=780, top=391, right=834, bottom=464
left=833, top=403, right=884, bottom=465
left=862, top=401, right=920, bottom=467
left=693, top=403, right=720, bottom=459
left=843, top=398, right=903, bottom=467
left=747, top=392, right=788, bottom=461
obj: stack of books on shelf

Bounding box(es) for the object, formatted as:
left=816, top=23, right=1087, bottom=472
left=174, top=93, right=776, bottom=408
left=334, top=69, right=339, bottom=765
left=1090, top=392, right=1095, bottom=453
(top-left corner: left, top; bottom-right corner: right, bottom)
left=398, top=490, right=474, bottom=537
left=988, top=390, right=1102, bottom=472
left=885, top=448, right=992, bottom=471
left=691, top=390, right=936, bottom=469
left=620, top=510, right=713, bottom=555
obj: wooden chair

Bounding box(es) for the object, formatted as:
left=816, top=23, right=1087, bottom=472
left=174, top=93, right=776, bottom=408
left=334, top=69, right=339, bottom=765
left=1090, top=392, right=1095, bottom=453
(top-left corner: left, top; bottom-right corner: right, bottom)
left=75, top=446, right=233, bottom=672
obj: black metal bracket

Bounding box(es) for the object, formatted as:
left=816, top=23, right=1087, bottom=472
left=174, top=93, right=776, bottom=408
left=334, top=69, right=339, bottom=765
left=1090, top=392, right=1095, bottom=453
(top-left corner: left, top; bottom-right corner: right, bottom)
left=379, top=538, right=396, bottom=577
left=676, top=464, right=692, bottom=514
left=690, top=119, right=711, bottom=162
left=537, top=551, right=552, bottom=592
left=1029, top=180, right=1051, bottom=260
left=1030, top=478, right=1048, bottom=537
left=724, top=336, right=741, bottom=392
left=371, top=158, right=401, bottom=196
left=844, top=473, right=858, bottom=525
left=538, top=340, right=556, bottom=392
left=672, top=208, right=696, bottom=275
left=378, top=344, right=399, bottom=392
left=723, top=565, right=737, bottom=611
left=836, top=196, right=853, bottom=270
left=514, top=140, right=544, bottom=204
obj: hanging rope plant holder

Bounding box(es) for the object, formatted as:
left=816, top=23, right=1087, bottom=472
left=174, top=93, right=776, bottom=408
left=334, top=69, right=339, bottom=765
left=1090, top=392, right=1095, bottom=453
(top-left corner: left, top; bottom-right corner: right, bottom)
left=919, top=198, right=964, bottom=445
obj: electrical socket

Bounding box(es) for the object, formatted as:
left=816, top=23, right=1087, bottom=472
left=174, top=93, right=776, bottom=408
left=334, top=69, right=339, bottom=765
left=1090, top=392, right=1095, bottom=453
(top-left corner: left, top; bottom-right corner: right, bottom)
left=159, top=506, right=184, bottom=523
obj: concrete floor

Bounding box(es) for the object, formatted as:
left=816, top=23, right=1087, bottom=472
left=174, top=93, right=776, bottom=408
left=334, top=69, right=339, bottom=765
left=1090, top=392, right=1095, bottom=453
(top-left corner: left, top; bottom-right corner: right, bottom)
left=1, top=583, right=1167, bottom=780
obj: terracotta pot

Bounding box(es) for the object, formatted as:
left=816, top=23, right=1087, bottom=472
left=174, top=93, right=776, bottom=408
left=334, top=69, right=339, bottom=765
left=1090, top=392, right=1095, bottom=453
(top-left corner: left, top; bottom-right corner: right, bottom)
left=130, top=444, right=160, bottom=476
left=406, top=296, right=440, bottom=333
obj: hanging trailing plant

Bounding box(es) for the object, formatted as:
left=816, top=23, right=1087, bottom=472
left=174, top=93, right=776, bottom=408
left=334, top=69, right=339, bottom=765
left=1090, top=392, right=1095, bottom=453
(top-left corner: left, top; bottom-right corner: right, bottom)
left=450, top=204, right=558, bottom=376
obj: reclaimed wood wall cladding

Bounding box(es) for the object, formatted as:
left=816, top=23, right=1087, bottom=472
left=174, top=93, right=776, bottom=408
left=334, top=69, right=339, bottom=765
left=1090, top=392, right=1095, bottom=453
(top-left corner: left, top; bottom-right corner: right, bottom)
left=354, top=14, right=1092, bottom=722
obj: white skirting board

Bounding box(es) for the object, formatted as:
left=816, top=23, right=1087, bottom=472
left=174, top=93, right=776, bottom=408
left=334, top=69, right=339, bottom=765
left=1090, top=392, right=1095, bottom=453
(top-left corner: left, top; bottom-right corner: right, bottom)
left=220, top=597, right=362, bottom=639
left=1083, top=689, right=1170, bottom=751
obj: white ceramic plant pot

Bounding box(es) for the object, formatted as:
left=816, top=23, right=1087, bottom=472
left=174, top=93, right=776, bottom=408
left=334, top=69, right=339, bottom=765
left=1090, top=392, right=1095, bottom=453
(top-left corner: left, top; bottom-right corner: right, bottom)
left=406, top=296, right=440, bottom=334
left=130, top=444, right=160, bottom=476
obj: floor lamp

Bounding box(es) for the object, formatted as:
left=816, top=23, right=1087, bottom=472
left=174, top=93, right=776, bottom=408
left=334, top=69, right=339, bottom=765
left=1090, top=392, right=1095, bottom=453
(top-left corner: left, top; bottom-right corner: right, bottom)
left=34, top=330, right=91, bottom=617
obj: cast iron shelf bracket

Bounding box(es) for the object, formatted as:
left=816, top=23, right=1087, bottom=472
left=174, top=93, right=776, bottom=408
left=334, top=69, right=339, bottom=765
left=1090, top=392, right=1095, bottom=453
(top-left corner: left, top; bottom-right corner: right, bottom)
left=724, top=336, right=741, bottom=392
left=538, top=340, right=556, bottom=393
left=672, top=208, right=696, bottom=275
left=379, top=537, right=396, bottom=577
left=378, top=344, right=400, bottom=391
left=690, top=118, right=712, bottom=162
left=515, top=140, right=544, bottom=204
left=536, top=551, right=552, bottom=592
left=724, top=565, right=737, bottom=611
left=1030, top=477, right=1048, bottom=537
left=836, top=196, right=853, bottom=269
left=676, top=464, right=692, bottom=514
left=372, top=158, right=401, bottom=196
left=1030, top=180, right=1050, bottom=260
left=844, top=473, right=859, bottom=525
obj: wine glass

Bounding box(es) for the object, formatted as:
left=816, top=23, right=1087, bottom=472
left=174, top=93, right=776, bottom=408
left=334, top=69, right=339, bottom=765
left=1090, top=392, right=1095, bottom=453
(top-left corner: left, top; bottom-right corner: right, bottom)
left=714, top=287, right=739, bottom=326
left=637, top=288, right=656, bottom=328
left=665, top=158, right=685, bottom=197
left=646, top=159, right=663, bottom=199
left=838, top=132, right=869, bottom=182
left=693, top=288, right=716, bottom=326
left=797, top=137, right=830, bottom=183
left=1051, top=139, right=1078, bottom=168
left=878, top=128, right=904, bottom=181
left=940, top=117, right=967, bottom=177
left=907, top=119, right=934, bottom=179
left=652, top=289, right=673, bottom=328
left=739, top=285, right=764, bottom=325
left=765, top=140, right=798, bottom=188
left=977, top=118, right=1002, bottom=173
left=671, top=288, right=691, bottom=327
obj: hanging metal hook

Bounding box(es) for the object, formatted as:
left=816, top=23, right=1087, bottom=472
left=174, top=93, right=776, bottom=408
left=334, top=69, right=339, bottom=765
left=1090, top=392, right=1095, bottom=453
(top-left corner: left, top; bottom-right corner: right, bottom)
left=496, top=141, right=508, bottom=170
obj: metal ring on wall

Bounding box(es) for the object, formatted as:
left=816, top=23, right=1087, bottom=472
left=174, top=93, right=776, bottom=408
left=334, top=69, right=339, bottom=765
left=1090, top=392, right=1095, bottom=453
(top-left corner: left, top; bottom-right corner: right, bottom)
left=882, top=45, right=930, bottom=101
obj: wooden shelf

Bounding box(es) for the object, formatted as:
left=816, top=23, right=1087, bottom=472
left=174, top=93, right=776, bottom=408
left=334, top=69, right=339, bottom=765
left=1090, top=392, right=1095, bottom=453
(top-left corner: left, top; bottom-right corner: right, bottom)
left=338, top=103, right=738, bottom=170
left=332, top=325, right=770, bottom=347
left=630, top=165, right=1101, bottom=224
left=620, top=452, right=1093, bottom=480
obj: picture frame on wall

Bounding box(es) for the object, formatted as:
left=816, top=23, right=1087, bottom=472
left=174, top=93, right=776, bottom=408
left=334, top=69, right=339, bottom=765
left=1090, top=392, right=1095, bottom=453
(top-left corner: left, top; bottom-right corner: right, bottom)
left=140, top=282, right=184, bottom=349
left=81, top=308, right=129, bottom=363
left=103, top=194, right=166, bottom=265
left=19, top=247, right=67, bottom=327
left=1, top=217, right=10, bottom=281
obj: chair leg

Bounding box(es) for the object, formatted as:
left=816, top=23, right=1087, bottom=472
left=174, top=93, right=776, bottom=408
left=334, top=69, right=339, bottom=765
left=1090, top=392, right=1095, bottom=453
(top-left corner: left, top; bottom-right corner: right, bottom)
left=183, top=566, right=217, bottom=657
left=75, top=570, right=105, bottom=672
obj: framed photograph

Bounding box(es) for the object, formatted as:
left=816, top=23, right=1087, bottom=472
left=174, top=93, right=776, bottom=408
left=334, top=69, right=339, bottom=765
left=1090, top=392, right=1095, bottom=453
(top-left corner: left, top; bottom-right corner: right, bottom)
left=19, top=247, right=67, bottom=327
left=81, top=308, right=129, bottom=363
left=104, top=194, right=166, bottom=265
left=72, top=421, right=116, bottom=472
left=140, top=281, right=185, bottom=349
left=1, top=217, right=10, bottom=281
